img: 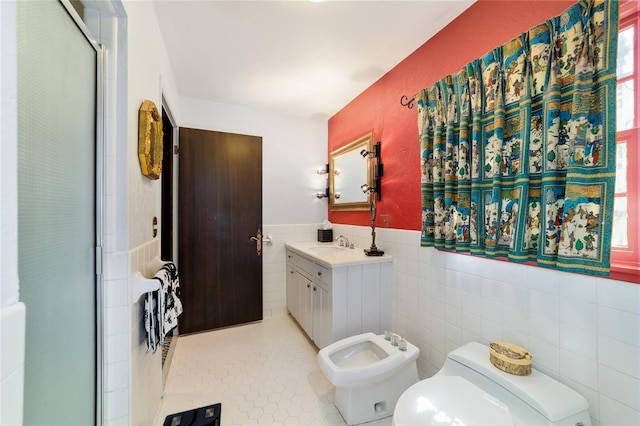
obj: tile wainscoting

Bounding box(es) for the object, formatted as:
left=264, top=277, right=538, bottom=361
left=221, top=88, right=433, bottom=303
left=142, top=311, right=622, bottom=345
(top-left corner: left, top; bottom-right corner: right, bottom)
left=101, top=223, right=639, bottom=426
left=103, top=238, right=163, bottom=426
left=262, top=223, right=640, bottom=426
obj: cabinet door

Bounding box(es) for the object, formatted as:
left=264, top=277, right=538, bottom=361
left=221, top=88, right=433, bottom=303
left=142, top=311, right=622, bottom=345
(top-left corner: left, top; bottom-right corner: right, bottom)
left=299, top=274, right=313, bottom=336
left=286, top=264, right=296, bottom=317
left=313, top=284, right=331, bottom=348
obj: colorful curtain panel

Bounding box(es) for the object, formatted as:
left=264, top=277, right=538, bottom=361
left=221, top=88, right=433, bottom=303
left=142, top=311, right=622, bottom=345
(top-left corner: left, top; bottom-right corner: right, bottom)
left=416, top=0, right=619, bottom=276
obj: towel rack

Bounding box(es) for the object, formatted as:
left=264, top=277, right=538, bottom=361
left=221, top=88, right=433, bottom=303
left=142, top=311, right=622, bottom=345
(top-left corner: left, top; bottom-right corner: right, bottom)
left=130, top=256, right=168, bottom=304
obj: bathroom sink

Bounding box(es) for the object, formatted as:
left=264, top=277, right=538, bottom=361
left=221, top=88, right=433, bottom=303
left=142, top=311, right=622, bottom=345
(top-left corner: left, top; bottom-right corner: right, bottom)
left=309, top=246, right=347, bottom=253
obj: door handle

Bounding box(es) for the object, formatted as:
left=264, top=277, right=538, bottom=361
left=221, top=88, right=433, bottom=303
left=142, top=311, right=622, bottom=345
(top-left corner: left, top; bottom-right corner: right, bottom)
left=250, top=228, right=262, bottom=256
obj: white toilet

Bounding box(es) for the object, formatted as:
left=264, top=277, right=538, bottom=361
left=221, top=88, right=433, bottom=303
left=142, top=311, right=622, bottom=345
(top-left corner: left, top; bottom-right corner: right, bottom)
left=317, top=332, right=420, bottom=425
left=393, top=342, right=592, bottom=425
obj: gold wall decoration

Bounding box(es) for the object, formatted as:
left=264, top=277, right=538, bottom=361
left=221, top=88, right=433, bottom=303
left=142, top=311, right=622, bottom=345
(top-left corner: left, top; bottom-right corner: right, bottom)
left=138, top=99, right=163, bottom=179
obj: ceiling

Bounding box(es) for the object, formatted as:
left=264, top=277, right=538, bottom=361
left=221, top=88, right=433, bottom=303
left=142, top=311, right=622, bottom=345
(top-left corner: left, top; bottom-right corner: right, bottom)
left=152, top=0, right=475, bottom=119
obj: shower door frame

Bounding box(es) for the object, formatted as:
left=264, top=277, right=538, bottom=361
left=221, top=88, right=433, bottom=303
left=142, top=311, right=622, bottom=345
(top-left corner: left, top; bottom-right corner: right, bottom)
left=67, top=2, right=106, bottom=420
left=64, top=1, right=106, bottom=422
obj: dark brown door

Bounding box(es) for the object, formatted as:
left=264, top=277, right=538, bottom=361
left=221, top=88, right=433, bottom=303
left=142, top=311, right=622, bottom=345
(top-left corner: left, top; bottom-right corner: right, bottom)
left=178, top=127, right=263, bottom=334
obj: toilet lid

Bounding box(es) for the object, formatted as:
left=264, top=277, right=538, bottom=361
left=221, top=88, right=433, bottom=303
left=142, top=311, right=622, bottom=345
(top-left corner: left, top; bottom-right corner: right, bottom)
left=393, top=375, right=513, bottom=425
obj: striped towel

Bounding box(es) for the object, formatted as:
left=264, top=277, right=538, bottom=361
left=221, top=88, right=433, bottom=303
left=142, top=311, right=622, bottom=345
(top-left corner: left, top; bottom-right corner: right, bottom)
left=145, top=262, right=183, bottom=352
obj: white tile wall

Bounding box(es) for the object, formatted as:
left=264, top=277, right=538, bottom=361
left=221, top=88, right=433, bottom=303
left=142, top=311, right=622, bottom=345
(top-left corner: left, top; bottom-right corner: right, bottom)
left=262, top=223, right=320, bottom=318
left=82, top=6, right=135, bottom=425
left=102, top=236, right=162, bottom=426
left=291, top=224, right=640, bottom=426
left=128, top=239, right=163, bottom=426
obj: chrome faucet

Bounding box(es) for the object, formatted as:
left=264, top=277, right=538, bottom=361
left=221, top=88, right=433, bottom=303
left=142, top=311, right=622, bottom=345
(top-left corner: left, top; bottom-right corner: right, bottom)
left=336, top=235, right=350, bottom=248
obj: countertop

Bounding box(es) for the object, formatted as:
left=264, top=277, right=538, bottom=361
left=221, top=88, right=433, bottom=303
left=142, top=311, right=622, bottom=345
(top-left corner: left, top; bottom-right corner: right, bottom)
left=284, top=241, right=393, bottom=268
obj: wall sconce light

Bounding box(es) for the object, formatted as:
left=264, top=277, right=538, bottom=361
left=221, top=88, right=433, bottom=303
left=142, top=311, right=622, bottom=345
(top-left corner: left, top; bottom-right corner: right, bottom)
left=360, top=184, right=375, bottom=193
left=316, top=164, right=330, bottom=175
left=361, top=141, right=383, bottom=200
left=360, top=149, right=373, bottom=158
left=317, top=163, right=330, bottom=200
left=360, top=141, right=381, bottom=161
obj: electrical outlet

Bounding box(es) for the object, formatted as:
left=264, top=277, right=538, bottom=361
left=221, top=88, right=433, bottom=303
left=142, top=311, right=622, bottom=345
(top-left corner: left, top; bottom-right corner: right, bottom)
left=380, top=214, right=390, bottom=227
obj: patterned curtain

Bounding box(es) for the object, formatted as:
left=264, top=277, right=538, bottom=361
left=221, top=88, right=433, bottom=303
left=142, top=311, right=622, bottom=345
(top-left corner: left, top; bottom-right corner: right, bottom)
left=417, top=0, right=619, bottom=276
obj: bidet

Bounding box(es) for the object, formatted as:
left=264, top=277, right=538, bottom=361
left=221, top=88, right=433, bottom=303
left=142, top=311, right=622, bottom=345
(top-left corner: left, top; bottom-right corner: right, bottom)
left=317, top=332, right=420, bottom=425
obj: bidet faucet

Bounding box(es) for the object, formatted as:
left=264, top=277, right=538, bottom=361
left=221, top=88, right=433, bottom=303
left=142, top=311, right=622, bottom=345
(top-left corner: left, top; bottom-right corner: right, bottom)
left=336, top=235, right=349, bottom=248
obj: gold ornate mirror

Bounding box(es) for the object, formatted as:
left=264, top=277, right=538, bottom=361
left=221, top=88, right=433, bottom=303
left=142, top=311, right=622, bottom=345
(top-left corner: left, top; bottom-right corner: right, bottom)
left=330, top=132, right=373, bottom=211
left=138, top=100, right=163, bottom=180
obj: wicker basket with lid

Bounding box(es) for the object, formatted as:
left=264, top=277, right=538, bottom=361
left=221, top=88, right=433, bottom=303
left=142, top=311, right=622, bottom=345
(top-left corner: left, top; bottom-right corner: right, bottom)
left=489, top=341, right=532, bottom=376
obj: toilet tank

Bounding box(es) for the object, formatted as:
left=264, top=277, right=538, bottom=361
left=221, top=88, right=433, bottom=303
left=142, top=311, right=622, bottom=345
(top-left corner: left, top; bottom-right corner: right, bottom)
left=440, top=342, right=591, bottom=426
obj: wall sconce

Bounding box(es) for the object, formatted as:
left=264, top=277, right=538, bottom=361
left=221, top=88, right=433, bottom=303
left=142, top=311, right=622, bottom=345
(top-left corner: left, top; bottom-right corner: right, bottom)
left=361, top=183, right=384, bottom=256
left=317, top=188, right=329, bottom=199
left=316, top=164, right=329, bottom=175
left=317, top=163, right=330, bottom=200
left=360, top=184, right=375, bottom=193
left=360, top=141, right=383, bottom=200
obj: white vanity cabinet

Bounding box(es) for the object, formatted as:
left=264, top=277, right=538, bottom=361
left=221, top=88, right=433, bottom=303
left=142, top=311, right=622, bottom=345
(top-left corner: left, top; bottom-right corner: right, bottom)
left=285, top=243, right=392, bottom=349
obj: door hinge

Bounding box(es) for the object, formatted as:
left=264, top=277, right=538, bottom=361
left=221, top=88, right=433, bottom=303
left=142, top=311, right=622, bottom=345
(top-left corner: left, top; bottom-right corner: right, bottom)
left=174, top=145, right=179, bottom=155
left=96, top=246, right=103, bottom=275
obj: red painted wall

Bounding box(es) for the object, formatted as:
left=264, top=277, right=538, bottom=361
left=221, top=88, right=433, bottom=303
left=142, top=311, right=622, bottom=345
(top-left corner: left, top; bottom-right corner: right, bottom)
left=328, top=0, right=574, bottom=230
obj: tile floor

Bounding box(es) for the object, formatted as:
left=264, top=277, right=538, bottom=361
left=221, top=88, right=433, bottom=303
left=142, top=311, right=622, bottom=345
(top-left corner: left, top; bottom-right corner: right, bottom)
left=155, top=315, right=393, bottom=426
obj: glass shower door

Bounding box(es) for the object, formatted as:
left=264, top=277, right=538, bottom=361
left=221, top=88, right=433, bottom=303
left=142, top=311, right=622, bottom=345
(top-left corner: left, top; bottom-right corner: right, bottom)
left=17, top=1, right=98, bottom=424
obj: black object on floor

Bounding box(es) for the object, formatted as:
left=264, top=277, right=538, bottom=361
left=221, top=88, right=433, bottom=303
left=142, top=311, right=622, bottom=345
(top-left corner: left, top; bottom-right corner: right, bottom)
left=163, top=403, right=221, bottom=426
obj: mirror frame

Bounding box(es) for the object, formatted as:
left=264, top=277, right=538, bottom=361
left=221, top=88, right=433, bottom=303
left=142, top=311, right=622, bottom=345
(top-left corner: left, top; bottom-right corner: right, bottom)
left=330, top=132, right=373, bottom=211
